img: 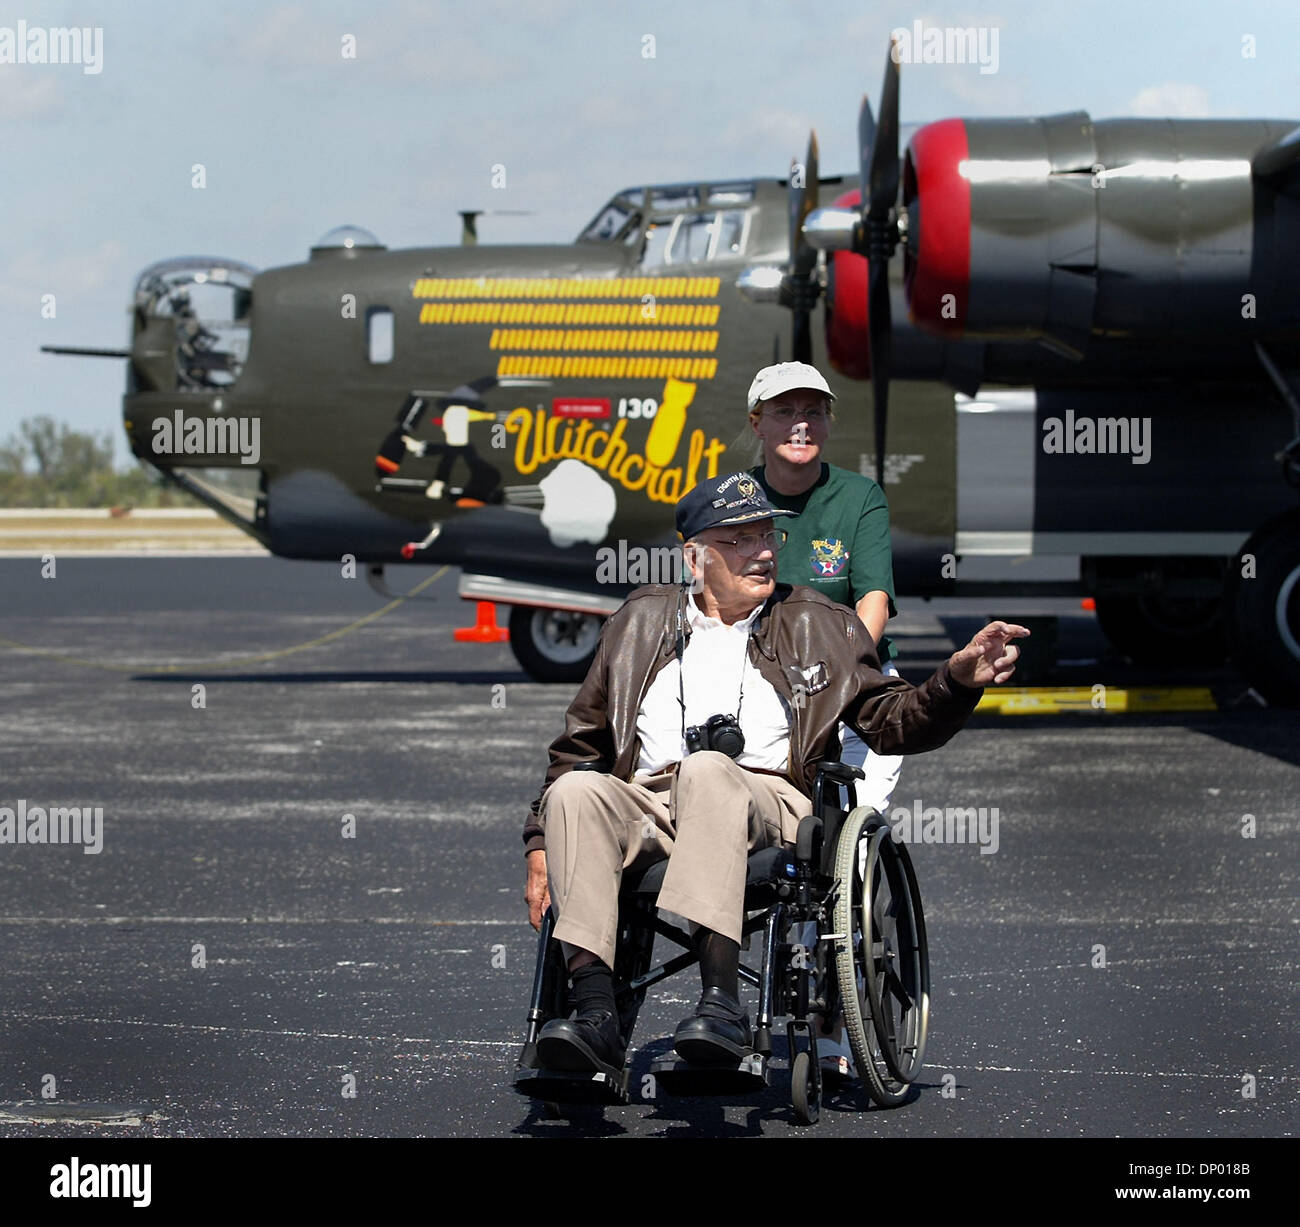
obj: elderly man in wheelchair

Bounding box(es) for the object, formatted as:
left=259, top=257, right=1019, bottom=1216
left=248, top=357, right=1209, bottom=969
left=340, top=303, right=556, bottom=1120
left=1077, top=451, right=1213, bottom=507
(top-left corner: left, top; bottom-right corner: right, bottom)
left=516, top=472, right=1027, bottom=1119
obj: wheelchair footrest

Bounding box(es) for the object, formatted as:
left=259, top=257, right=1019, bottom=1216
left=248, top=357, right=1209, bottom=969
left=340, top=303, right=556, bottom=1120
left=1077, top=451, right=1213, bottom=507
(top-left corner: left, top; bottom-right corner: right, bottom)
left=513, top=1064, right=630, bottom=1106
left=649, top=1050, right=769, bottom=1096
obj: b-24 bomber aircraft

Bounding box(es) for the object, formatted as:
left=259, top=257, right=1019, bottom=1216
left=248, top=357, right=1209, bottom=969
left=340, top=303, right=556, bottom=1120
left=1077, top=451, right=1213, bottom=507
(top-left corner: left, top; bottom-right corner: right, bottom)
left=46, top=49, right=1300, bottom=704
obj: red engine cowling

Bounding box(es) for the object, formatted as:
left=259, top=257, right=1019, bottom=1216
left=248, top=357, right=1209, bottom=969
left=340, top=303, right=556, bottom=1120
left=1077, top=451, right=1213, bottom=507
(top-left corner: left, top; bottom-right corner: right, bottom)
left=903, top=118, right=972, bottom=338
left=823, top=189, right=871, bottom=379
left=835, top=113, right=1277, bottom=359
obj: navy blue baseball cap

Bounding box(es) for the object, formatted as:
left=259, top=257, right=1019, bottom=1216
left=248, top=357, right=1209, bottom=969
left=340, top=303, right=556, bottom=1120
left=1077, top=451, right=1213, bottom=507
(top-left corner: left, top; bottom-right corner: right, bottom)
left=675, top=471, right=796, bottom=540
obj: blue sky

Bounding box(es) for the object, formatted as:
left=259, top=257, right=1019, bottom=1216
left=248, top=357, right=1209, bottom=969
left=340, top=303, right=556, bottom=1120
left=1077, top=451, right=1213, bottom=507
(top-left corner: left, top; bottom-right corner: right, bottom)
left=3, top=0, right=1297, bottom=465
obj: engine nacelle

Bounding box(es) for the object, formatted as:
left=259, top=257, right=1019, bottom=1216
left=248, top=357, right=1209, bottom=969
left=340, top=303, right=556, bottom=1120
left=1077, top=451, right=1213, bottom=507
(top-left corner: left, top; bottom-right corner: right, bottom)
left=824, top=189, right=872, bottom=379
left=903, top=112, right=1300, bottom=350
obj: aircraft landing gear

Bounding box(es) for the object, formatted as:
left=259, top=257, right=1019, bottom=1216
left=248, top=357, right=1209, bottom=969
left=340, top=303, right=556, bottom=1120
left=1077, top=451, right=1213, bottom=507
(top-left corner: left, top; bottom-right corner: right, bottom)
left=1090, top=558, right=1228, bottom=667
left=508, top=606, right=604, bottom=683
left=1224, top=507, right=1300, bottom=707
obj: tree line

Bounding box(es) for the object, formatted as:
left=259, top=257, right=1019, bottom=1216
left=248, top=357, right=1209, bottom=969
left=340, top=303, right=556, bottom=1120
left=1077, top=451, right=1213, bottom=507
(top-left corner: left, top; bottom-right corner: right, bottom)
left=0, top=417, right=199, bottom=508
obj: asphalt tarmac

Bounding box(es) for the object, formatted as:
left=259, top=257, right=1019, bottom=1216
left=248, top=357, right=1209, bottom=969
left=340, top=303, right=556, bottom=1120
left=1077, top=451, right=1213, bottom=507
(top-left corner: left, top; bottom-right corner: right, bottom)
left=0, top=557, right=1295, bottom=1138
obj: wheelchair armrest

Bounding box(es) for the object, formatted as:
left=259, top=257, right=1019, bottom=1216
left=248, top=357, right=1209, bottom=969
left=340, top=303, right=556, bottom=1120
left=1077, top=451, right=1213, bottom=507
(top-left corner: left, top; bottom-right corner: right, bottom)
left=812, top=760, right=863, bottom=830
left=816, top=759, right=865, bottom=784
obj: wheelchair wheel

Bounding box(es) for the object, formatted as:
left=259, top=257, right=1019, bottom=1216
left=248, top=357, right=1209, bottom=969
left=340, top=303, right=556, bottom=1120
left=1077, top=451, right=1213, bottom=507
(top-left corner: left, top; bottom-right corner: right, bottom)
left=791, top=1049, right=819, bottom=1125
left=832, top=808, right=930, bottom=1107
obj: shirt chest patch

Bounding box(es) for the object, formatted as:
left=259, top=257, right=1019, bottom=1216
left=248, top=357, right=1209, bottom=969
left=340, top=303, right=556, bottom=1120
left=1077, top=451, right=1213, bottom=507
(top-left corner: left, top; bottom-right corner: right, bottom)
left=810, top=537, right=848, bottom=578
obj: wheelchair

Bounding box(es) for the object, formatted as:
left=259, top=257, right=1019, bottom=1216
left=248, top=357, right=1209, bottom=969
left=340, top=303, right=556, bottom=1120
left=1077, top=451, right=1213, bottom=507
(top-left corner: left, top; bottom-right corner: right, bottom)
left=513, top=760, right=930, bottom=1124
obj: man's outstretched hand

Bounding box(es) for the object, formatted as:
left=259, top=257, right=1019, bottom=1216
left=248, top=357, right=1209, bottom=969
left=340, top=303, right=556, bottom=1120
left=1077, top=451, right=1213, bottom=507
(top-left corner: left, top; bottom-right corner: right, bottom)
left=948, top=621, right=1032, bottom=688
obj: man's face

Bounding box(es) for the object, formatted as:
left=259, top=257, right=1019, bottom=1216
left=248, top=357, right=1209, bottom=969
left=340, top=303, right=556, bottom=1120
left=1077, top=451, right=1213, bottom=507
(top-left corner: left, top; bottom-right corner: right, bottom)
left=686, top=517, right=778, bottom=612
left=749, top=388, right=832, bottom=468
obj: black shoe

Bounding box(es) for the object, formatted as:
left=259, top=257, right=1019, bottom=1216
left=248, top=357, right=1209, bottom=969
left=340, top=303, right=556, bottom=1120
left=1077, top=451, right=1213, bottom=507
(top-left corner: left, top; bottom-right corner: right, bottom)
left=673, top=988, right=753, bottom=1065
left=537, top=1010, right=626, bottom=1075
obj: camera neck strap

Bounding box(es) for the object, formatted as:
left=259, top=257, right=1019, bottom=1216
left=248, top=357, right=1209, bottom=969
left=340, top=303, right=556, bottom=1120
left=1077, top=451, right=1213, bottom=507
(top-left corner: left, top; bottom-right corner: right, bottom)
left=676, top=589, right=747, bottom=742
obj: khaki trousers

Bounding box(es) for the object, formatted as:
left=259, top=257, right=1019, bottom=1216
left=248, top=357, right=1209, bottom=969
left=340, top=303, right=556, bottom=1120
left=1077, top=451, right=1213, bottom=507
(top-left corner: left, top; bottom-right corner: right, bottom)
left=540, top=751, right=810, bottom=969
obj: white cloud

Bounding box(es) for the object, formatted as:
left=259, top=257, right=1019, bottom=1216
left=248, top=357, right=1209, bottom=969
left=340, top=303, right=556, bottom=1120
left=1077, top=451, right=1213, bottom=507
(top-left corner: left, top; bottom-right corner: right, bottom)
left=936, top=65, right=1025, bottom=111
left=1128, top=83, right=1211, bottom=118
left=223, top=0, right=531, bottom=89
left=0, top=72, right=65, bottom=121
left=0, top=240, right=128, bottom=311
left=722, top=109, right=819, bottom=166
left=227, top=3, right=337, bottom=70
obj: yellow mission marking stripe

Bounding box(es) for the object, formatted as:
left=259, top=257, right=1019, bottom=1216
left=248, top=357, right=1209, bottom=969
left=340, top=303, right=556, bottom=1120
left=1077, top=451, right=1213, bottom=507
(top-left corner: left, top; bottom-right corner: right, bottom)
left=974, top=687, right=1218, bottom=715
left=495, top=356, right=719, bottom=380
left=416, top=303, right=721, bottom=326
left=412, top=277, right=721, bottom=299
left=487, top=330, right=717, bottom=352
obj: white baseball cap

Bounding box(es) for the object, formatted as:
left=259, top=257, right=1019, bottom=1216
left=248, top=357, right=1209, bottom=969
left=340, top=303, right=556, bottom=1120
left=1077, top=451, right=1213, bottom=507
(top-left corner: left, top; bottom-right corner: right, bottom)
left=746, top=361, right=836, bottom=413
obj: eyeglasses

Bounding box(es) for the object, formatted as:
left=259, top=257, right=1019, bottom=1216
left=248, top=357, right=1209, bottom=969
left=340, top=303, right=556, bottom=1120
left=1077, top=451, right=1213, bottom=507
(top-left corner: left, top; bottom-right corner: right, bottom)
left=764, top=404, right=830, bottom=424
left=708, top=528, right=788, bottom=556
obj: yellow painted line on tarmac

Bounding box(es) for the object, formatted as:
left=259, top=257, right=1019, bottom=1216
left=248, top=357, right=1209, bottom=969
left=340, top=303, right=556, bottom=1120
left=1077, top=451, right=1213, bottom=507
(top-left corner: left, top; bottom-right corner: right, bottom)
left=0, top=567, right=449, bottom=673
left=975, top=687, right=1218, bottom=715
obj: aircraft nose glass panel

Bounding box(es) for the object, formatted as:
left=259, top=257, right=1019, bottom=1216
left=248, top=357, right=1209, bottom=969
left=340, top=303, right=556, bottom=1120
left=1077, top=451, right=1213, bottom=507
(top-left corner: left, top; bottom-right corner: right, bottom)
left=130, top=260, right=256, bottom=392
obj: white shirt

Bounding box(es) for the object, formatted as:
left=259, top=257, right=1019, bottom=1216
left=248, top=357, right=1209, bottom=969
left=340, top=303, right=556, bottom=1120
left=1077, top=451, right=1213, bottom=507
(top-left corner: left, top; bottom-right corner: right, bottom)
left=635, top=595, right=791, bottom=775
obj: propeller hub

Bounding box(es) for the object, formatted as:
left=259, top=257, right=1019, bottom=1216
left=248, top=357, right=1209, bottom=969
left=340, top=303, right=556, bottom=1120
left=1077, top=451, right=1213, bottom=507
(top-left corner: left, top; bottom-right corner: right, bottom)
left=802, top=207, right=859, bottom=252
left=736, top=266, right=786, bottom=303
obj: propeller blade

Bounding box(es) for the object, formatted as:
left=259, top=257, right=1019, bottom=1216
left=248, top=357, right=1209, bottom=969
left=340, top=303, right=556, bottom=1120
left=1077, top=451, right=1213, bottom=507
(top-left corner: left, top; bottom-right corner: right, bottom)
left=861, top=42, right=901, bottom=486
left=787, top=155, right=805, bottom=273
left=866, top=43, right=901, bottom=222
left=796, top=131, right=820, bottom=275
left=786, top=151, right=808, bottom=362
left=858, top=94, right=875, bottom=210
left=792, top=296, right=812, bottom=364
left=869, top=261, right=892, bottom=487
left=787, top=132, right=822, bottom=364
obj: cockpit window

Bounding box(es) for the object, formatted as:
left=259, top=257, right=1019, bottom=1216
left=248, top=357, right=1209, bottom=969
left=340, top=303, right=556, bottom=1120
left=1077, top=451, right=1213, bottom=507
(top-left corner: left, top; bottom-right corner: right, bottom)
left=670, top=214, right=715, bottom=264
left=708, top=183, right=755, bottom=205
left=649, top=187, right=699, bottom=212
left=580, top=199, right=637, bottom=243
left=581, top=182, right=756, bottom=246
left=641, top=209, right=751, bottom=269
left=713, top=209, right=748, bottom=258
left=132, top=258, right=257, bottom=390
left=640, top=218, right=674, bottom=268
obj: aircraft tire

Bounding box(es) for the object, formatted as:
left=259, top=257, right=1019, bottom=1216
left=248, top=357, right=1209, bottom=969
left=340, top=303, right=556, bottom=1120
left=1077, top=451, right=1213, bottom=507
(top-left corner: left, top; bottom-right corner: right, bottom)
left=1224, top=507, right=1300, bottom=707
left=1093, top=561, right=1228, bottom=668
left=508, top=605, right=603, bottom=684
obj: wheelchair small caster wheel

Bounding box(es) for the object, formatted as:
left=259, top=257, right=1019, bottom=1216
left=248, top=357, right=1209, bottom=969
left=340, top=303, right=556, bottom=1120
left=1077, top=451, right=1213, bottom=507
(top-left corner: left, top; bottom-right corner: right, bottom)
left=791, top=1049, right=819, bottom=1125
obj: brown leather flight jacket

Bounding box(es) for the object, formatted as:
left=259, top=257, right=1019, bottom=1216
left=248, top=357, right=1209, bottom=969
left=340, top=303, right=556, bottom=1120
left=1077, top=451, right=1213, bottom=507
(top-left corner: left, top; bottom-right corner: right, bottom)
left=522, top=583, right=982, bottom=854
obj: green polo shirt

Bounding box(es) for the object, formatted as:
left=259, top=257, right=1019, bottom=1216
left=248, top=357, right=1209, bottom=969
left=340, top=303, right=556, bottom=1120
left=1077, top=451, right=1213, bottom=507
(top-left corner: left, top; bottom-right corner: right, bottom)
left=753, top=462, right=897, bottom=662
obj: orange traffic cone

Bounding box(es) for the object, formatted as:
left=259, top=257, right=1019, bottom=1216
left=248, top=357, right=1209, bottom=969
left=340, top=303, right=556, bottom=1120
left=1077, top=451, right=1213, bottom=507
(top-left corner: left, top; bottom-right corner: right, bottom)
left=454, top=600, right=510, bottom=643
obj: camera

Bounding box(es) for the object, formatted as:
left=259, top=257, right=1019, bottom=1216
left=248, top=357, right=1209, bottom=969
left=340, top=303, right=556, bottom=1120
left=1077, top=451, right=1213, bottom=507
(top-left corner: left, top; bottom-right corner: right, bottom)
left=684, top=713, right=746, bottom=759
